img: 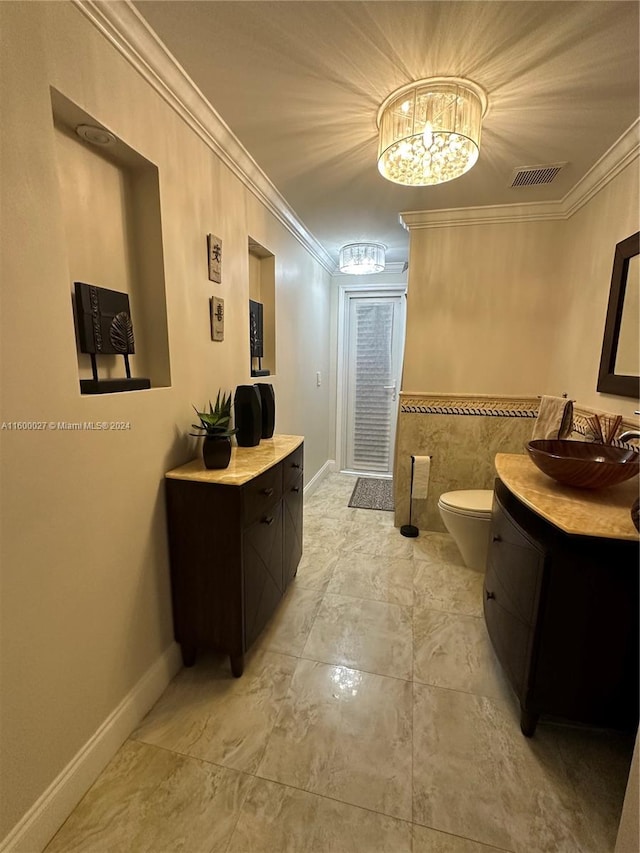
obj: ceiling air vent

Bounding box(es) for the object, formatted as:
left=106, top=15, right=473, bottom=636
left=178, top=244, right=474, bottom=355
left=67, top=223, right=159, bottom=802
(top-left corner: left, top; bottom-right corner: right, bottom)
left=510, top=162, right=567, bottom=188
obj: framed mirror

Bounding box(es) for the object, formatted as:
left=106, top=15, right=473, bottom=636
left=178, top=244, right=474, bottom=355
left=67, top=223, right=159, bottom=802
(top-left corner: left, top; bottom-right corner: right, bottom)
left=597, top=231, right=639, bottom=398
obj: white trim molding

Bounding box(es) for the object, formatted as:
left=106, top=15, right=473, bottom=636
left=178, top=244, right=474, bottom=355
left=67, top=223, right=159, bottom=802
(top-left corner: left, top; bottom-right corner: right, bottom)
left=72, top=0, right=335, bottom=274
left=0, top=644, right=182, bottom=853
left=303, top=459, right=335, bottom=498
left=400, top=119, right=640, bottom=230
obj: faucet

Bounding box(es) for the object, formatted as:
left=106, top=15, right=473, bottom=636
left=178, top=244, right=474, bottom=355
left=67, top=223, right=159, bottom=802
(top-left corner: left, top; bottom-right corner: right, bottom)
left=619, top=412, right=640, bottom=443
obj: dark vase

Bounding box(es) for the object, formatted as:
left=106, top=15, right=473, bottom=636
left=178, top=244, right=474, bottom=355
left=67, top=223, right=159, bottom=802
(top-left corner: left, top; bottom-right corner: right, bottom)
left=255, top=383, right=275, bottom=438
left=234, top=385, right=262, bottom=447
left=202, top=435, right=232, bottom=469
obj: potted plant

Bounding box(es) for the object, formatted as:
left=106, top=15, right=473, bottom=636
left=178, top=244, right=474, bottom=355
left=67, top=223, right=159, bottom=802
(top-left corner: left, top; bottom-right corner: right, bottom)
left=191, top=391, right=237, bottom=469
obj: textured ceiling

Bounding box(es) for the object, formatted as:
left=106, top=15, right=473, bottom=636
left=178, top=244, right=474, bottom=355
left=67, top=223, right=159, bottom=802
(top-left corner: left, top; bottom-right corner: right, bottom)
left=133, top=1, right=639, bottom=266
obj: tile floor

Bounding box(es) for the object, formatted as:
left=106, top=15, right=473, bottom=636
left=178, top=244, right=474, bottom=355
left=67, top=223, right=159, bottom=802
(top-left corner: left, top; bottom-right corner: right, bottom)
left=45, top=473, right=634, bottom=853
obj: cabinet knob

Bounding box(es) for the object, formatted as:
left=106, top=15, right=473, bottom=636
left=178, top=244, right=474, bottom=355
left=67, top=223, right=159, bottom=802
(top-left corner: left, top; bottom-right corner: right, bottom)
left=292, top=462, right=301, bottom=469
left=262, top=516, right=275, bottom=526
left=485, top=590, right=495, bottom=601
left=261, top=488, right=274, bottom=497
left=292, top=486, right=300, bottom=493
left=492, top=534, right=501, bottom=543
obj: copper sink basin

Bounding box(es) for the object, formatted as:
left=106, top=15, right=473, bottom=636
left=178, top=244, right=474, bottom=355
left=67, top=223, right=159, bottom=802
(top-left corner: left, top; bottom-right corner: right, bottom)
left=525, top=439, right=640, bottom=489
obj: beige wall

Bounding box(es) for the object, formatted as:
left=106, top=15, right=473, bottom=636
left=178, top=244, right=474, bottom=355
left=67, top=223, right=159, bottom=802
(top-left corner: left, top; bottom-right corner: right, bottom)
left=402, top=161, right=639, bottom=417
left=0, top=2, right=332, bottom=843
left=547, top=161, right=640, bottom=418
left=403, top=220, right=564, bottom=396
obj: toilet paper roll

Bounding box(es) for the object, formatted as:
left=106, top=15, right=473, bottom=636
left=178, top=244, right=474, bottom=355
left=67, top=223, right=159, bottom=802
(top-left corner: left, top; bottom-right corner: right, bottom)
left=411, top=455, right=431, bottom=500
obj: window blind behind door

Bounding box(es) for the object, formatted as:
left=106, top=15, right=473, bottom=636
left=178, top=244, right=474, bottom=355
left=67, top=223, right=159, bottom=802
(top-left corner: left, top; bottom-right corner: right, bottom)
left=351, top=301, right=394, bottom=472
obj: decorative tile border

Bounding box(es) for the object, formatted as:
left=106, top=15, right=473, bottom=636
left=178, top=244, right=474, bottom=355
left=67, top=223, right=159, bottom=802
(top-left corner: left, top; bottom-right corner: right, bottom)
left=400, top=395, right=539, bottom=418
left=572, top=405, right=639, bottom=446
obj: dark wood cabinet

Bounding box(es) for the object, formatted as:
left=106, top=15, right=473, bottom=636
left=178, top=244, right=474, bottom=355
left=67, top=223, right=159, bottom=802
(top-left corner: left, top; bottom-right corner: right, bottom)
left=165, top=438, right=304, bottom=677
left=485, top=477, right=639, bottom=737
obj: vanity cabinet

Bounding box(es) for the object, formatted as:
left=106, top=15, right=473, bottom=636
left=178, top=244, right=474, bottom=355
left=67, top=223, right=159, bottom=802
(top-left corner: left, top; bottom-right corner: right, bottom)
left=165, top=437, right=304, bottom=677
left=485, top=476, right=639, bottom=737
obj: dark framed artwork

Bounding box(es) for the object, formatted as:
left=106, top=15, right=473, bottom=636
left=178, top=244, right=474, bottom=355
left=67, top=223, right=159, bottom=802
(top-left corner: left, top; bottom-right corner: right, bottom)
left=249, top=299, right=269, bottom=376
left=597, top=231, right=639, bottom=398
left=207, top=233, right=222, bottom=283
left=73, top=281, right=150, bottom=393
left=249, top=299, right=263, bottom=358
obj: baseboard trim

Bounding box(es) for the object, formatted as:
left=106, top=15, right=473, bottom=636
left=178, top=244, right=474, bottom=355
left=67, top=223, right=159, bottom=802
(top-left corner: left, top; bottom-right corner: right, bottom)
left=0, top=643, right=182, bottom=853
left=304, top=459, right=334, bottom=498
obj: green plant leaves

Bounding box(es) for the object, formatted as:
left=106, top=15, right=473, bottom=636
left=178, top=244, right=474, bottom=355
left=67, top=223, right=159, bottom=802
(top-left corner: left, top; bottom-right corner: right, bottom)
left=190, top=390, right=237, bottom=437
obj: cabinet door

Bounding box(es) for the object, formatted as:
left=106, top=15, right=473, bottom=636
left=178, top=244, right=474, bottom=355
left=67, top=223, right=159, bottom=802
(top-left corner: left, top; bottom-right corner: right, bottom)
left=484, top=563, right=533, bottom=697
left=283, top=474, right=303, bottom=587
left=243, top=501, right=283, bottom=648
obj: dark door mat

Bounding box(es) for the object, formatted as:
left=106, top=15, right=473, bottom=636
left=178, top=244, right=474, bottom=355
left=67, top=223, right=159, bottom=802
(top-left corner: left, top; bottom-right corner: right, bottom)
left=348, top=478, right=395, bottom=511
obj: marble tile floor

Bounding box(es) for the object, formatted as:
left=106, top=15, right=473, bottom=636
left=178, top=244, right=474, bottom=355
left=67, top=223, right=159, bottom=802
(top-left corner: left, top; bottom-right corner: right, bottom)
left=45, top=473, right=634, bottom=853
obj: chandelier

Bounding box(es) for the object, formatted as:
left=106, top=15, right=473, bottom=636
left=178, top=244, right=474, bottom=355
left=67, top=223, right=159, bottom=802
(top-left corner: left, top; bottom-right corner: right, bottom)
left=377, top=77, right=487, bottom=186
left=339, top=243, right=386, bottom=275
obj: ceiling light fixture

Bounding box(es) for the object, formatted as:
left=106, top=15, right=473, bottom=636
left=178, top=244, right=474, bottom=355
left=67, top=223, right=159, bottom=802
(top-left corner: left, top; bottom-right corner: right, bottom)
left=339, top=242, right=385, bottom=275
left=376, top=76, right=488, bottom=187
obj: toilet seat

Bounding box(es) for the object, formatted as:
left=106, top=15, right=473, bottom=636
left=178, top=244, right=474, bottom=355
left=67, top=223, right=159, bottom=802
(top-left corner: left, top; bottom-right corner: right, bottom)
left=438, top=490, right=493, bottom=519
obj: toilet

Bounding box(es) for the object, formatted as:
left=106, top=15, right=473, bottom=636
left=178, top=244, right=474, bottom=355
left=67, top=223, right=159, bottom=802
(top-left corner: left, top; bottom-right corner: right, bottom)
left=437, top=490, right=494, bottom=571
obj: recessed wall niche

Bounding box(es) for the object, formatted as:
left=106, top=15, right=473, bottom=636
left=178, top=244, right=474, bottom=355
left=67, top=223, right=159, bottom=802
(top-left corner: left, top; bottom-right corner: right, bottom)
left=248, top=238, right=276, bottom=376
left=51, top=89, right=171, bottom=392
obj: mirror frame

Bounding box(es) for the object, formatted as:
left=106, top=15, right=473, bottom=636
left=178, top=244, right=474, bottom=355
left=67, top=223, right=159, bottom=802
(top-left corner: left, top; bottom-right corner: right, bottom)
left=597, top=231, right=640, bottom=398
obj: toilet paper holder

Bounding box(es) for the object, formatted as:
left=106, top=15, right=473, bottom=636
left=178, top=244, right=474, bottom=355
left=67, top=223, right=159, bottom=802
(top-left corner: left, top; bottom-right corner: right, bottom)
left=400, top=454, right=431, bottom=538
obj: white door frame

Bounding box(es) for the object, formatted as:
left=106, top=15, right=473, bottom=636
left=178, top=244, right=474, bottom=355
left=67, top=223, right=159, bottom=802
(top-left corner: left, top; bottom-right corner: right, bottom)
left=335, top=281, right=407, bottom=476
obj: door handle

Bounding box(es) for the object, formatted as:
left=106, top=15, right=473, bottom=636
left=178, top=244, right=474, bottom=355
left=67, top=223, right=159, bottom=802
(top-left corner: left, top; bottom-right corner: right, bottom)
left=383, top=384, right=397, bottom=401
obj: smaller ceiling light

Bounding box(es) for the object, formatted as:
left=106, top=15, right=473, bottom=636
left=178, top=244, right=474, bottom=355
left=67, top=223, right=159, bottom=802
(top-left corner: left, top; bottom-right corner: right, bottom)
left=75, top=124, right=117, bottom=146
left=339, top=242, right=386, bottom=275
left=377, top=76, right=488, bottom=186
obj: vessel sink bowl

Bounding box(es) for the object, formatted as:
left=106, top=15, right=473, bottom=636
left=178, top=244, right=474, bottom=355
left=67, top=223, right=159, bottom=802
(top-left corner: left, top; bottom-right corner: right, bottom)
left=526, top=439, right=640, bottom=489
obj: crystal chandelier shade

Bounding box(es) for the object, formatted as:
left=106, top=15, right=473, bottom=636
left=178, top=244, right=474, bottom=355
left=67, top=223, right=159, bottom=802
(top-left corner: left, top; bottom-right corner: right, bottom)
left=377, top=77, right=487, bottom=187
left=339, top=243, right=386, bottom=275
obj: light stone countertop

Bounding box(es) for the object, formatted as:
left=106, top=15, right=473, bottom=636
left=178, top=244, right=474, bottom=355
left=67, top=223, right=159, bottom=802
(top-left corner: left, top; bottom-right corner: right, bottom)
left=495, top=453, right=639, bottom=541
left=166, top=435, right=303, bottom=486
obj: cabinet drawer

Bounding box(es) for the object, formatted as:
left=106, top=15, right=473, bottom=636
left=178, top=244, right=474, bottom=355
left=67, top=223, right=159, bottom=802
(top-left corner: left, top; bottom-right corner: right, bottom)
left=488, top=498, right=544, bottom=626
left=242, top=465, right=282, bottom=526
left=282, top=444, right=304, bottom=491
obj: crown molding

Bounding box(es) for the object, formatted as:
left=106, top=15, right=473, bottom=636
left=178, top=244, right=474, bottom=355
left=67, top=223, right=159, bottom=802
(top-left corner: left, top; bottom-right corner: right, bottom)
left=72, top=0, right=335, bottom=274
left=400, top=201, right=565, bottom=230
left=400, top=118, right=639, bottom=230
left=562, top=118, right=640, bottom=218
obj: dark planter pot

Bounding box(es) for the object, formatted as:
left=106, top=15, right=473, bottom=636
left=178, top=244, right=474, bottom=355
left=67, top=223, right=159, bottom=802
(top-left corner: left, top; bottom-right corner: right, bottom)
left=202, top=435, right=232, bottom=470
left=234, top=385, right=262, bottom=447
left=255, top=383, right=275, bottom=438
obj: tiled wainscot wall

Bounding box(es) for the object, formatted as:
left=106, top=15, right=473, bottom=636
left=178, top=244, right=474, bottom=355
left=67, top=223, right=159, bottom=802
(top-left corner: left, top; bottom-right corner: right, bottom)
left=393, top=393, right=640, bottom=533
left=393, top=394, right=538, bottom=532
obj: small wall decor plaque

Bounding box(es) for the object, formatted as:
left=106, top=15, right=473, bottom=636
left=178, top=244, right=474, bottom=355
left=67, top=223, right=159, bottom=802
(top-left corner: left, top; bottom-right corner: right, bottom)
left=74, top=281, right=150, bottom=394
left=211, top=296, right=224, bottom=341
left=207, top=233, right=222, bottom=283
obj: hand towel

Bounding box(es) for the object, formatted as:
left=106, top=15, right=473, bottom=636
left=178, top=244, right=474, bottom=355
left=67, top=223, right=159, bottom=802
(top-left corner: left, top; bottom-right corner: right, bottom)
left=411, top=455, right=431, bottom=499
left=532, top=396, right=573, bottom=440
